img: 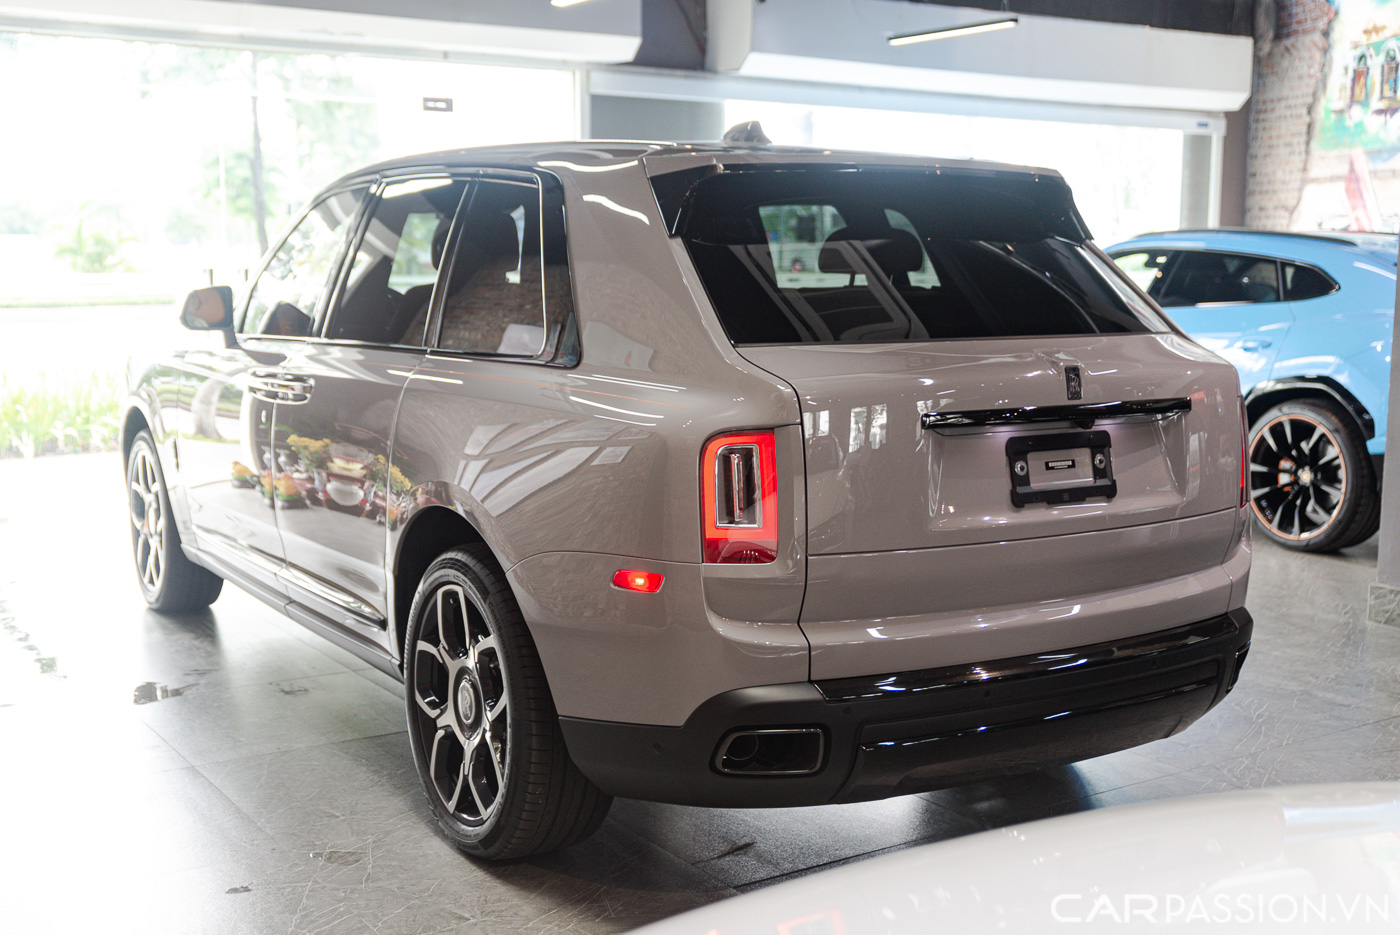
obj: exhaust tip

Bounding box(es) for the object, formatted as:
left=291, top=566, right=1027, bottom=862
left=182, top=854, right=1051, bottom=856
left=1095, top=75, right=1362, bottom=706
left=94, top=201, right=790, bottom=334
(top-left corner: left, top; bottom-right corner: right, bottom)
left=714, top=728, right=825, bottom=776
left=1227, top=642, right=1250, bottom=694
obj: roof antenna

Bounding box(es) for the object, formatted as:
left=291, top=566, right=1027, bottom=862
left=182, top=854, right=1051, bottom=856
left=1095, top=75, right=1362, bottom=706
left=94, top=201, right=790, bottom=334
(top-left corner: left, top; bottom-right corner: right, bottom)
left=722, top=120, right=771, bottom=144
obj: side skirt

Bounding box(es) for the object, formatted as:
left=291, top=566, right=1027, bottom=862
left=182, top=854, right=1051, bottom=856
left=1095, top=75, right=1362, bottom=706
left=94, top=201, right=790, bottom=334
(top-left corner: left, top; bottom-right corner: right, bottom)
left=183, top=543, right=403, bottom=682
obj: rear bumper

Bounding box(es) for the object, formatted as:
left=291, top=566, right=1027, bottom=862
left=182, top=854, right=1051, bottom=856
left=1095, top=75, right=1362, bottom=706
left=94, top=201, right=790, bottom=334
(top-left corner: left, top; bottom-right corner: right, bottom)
left=559, top=608, right=1252, bottom=808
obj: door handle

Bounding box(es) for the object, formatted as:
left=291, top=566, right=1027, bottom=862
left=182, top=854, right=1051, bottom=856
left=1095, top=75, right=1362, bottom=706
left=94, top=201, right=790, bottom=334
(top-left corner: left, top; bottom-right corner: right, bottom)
left=249, top=370, right=314, bottom=404
left=1237, top=339, right=1272, bottom=351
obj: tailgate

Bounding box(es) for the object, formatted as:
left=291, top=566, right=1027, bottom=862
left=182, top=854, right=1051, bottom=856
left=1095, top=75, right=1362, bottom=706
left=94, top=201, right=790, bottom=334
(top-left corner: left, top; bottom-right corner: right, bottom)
left=741, top=333, right=1241, bottom=554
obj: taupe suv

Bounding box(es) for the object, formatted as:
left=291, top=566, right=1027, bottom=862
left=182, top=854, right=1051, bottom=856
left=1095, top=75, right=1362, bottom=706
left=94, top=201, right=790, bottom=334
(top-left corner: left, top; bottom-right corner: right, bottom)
left=123, top=135, right=1254, bottom=859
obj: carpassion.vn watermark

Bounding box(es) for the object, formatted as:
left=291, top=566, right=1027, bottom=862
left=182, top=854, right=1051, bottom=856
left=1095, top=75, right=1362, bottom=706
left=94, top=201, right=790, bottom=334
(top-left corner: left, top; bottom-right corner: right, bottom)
left=1049, top=893, right=1395, bottom=924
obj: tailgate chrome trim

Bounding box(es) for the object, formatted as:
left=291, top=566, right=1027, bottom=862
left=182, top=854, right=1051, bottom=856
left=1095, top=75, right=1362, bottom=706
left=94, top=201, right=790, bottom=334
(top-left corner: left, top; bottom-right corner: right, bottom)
left=921, top=397, right=1191, bottom=429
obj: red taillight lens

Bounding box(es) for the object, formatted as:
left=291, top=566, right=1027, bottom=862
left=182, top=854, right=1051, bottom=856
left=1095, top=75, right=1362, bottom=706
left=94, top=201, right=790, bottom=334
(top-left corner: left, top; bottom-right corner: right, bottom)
left=1239, top=398, right=1249, bottom=509
left=612, top=569, right=664, bottom=593
left=701, top=431, right=778, bottom=564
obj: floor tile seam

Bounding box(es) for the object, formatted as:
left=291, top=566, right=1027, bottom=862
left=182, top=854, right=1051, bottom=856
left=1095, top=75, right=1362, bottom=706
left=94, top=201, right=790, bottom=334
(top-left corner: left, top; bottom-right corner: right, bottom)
left=1164, top=711, right=1400, bottom=772
left=605, top=817, right=756, bottom=893
left=182, top=728, right=410, bottom=770
left=732, top=830, right=955, bottom=893
left=1080, top=766, right=1243, bottom=804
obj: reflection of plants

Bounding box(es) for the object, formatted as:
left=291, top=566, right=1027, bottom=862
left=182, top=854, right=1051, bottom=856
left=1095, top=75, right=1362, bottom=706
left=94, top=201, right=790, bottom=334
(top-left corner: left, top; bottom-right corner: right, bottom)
left=286, top=433, right=331, bottom=471
left=369, top=454, right=412, bottom=493
left=0, top=374, right=121, bottom=458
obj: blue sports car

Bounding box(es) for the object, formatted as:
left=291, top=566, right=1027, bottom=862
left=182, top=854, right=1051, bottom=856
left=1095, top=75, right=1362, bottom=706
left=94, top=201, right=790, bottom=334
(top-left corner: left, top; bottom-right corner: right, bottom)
left=1108, top=230, right=1396, bottom=552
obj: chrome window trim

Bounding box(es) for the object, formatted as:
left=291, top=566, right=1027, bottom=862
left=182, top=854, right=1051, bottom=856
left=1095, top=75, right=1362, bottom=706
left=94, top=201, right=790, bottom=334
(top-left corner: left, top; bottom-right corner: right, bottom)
left=237, top=181, right=371, bottom=337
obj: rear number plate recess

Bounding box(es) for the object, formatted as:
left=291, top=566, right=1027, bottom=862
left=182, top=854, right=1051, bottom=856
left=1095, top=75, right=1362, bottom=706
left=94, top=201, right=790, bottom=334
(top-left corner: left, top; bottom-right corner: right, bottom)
left=1006, top=430, right=1116, bottom=507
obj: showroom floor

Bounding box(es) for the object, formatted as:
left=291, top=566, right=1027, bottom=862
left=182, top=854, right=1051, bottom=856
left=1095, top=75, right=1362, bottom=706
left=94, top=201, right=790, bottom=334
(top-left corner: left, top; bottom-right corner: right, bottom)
left=2, top=452, right=1398, bottom=934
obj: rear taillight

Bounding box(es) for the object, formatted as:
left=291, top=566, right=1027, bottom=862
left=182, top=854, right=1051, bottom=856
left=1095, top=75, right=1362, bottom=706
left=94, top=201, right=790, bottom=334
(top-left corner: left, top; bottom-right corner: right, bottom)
left=1239, top=398, right=1249, bottom=509
left=702, top=431, right=778, bottom=564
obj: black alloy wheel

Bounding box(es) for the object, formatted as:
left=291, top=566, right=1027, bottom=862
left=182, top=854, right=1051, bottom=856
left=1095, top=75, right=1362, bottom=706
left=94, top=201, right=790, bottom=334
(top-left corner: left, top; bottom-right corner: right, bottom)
left=1247, top=399, right=1379, bottom=552
left=403, top=545, right=611, bottom=859
left=125, top=430, right=223, bottom=611
left=409, top=578, right=510, bottom=827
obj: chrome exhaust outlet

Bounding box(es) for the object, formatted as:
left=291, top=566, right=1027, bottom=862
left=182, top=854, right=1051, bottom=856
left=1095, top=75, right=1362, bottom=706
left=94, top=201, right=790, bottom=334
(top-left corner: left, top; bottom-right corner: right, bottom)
left=713, top=728, right=826, bottom=776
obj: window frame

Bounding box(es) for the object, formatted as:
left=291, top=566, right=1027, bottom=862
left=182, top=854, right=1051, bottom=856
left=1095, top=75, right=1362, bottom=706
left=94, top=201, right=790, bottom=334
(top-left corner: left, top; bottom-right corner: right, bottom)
left=1113, top=247, right=1342, bottom=308
left=316, top=171, right=473, bottom=350
left=236, top=182, right=370, bottom=341
left=423, top=167, right=579, bottom=368
left=1152, top=249, right=1285, bottom=308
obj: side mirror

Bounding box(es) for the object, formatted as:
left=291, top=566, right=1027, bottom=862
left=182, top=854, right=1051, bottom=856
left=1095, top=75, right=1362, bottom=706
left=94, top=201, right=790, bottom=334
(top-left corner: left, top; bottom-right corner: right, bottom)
left=180, top=286, right=235, bottom=332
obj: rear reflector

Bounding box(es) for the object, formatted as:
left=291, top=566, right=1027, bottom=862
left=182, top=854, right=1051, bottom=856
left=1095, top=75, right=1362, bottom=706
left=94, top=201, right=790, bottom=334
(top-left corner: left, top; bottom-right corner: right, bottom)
left=701, top=431, right=778, bottom=563
left=612, top=569, right=664, bottom=593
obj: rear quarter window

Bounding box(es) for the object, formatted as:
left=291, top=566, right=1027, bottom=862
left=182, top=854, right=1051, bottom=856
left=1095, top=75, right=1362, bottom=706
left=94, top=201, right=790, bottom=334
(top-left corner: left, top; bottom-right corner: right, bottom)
left=1283, top=263, right=1338, bottom=301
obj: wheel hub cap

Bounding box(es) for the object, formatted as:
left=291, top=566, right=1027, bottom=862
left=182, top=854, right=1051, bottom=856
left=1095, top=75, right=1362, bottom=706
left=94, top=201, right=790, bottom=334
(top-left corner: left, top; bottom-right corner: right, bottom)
left=456, top=672, right=478, bottom=726
left=1298, top=466, right=1314, bottom=486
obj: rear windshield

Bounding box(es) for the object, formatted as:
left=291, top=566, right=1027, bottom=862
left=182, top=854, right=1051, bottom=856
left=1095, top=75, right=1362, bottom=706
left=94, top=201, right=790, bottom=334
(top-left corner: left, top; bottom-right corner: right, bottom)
left=673, top=169, right=1171, bottom=344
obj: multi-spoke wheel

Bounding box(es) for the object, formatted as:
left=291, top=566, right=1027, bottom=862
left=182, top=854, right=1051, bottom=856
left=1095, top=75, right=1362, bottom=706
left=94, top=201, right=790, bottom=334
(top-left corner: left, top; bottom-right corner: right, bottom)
left=411, top=583, right=510, bottom=826
left=1247, top=399, right=1379, bottom=552
left=125, top=430, right=223, bottom=611
left=403, top=545, right=611, bottom=859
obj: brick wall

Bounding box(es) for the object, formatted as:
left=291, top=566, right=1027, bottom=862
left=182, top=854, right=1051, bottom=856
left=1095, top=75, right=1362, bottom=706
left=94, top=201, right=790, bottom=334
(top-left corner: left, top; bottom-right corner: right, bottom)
left=1245, top=0, right=1335, bottom=229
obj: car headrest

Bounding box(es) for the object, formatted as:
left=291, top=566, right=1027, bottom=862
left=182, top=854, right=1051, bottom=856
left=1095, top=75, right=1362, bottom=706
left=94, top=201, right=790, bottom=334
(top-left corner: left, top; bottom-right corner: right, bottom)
left=466, top=213, right=520, bottom=267
left=430, top=215, right=454, bottom=270
left=818, top=227, right=924, bottom=276
left=449, top=213, right=521, bottom=287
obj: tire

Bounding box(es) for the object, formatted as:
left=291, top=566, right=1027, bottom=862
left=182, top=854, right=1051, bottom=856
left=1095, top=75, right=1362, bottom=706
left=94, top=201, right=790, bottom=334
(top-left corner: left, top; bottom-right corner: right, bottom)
left=403, top=545, right=611, bottom=859
left=1247, top=398, right=1379, bottom=552
left=126, top=430, right=224, bottom=611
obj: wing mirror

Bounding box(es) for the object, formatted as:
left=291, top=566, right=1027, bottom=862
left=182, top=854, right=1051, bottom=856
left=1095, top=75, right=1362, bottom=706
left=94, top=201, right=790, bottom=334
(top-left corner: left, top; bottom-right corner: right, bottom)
left=180, top=286, right=234, bottom=332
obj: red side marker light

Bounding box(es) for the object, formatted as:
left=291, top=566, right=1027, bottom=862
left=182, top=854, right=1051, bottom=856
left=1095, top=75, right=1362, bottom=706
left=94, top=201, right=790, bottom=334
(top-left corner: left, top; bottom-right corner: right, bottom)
left=612, top=569, right=664, bottom=593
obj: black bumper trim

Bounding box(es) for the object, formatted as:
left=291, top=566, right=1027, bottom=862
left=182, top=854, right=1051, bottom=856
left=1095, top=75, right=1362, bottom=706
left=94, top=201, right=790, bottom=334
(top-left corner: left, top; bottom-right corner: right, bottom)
left=559, top=608, right=1252, bottom=809
left=816, top=612, right=1240, bottom=703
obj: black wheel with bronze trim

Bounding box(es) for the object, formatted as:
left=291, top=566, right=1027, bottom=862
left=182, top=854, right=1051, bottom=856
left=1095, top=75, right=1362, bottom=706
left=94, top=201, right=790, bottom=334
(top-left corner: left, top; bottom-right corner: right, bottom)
left=1248, top=398, right=1378, bottom=552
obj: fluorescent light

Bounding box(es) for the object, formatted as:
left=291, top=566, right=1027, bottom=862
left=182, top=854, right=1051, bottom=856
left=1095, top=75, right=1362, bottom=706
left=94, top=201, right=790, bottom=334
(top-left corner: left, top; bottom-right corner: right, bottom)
left=551, top=0, right=593, bottom=6
left=888, top=16, right=1018, bottom=46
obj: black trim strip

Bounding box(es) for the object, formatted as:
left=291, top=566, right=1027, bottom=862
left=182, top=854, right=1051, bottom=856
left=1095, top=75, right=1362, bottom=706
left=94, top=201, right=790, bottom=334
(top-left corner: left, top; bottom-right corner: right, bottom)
left=921, top=396, right=1191, bottom=429
left=815, top=612, right=1240, bottom=704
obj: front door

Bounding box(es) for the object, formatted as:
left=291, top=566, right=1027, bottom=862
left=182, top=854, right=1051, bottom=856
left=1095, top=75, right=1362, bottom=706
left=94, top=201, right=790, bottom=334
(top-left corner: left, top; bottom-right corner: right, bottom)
left=271, top=176, right=469, bottom=640
left=178, top=185, right=366, bottom=583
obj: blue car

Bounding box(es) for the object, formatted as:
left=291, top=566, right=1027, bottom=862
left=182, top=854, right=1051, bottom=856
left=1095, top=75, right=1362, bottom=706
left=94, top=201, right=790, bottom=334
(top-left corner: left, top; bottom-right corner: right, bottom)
left=1108, top=230, right=1396, bottom=552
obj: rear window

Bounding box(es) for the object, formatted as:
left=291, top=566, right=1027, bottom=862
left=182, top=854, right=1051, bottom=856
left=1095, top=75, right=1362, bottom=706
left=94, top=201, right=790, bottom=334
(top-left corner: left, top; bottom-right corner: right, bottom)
left=673, top=169, right=1170, bottom=344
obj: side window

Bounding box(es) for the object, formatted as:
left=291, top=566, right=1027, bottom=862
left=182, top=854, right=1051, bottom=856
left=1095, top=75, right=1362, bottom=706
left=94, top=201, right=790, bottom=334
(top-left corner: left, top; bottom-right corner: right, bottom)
left=242, top=187, right=366, bottom=337
left=436, top=178, right=546, bottom=356
left=1157, top=251, right=1280, bottom=307
left=1283, top=263, right=1337, bottom=301
left=1111, top=250, right=1171, bottom=296
left=328, top=177, right=470, bottom=346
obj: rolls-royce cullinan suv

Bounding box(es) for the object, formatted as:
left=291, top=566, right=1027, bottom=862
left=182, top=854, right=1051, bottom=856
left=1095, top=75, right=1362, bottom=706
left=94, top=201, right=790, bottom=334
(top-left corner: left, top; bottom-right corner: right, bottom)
left=123, top=130, right=1253, bottom=859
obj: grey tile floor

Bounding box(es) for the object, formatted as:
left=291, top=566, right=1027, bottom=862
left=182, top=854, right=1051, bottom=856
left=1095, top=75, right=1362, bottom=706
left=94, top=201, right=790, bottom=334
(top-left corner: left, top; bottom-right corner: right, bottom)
left=1, top=453, right=1397, bottom=933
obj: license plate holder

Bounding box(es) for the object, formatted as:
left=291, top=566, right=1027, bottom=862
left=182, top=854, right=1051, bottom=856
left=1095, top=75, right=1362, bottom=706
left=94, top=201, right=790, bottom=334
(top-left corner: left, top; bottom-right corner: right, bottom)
left=1006, top=430, right=1116, bottom=507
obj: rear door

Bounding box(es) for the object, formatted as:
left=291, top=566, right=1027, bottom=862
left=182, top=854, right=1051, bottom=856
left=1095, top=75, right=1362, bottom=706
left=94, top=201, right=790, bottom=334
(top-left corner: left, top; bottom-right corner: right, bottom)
left=271, top=175, right=469, bottom=639
left=1115, top=247, right=1292, bottom=394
